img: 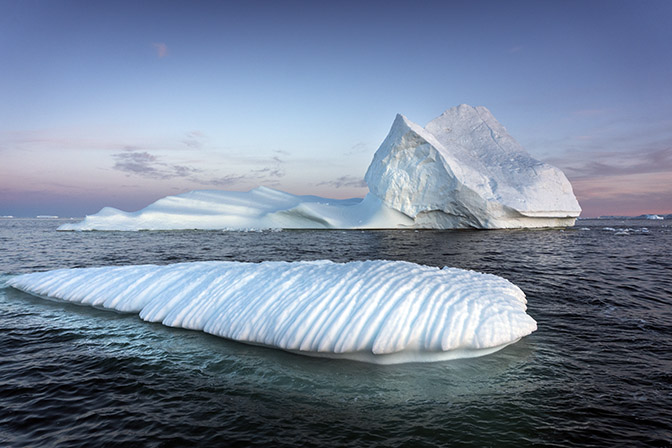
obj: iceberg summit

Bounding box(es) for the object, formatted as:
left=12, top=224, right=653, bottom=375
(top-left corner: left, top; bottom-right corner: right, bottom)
left=59, top=105, right=580, bottom=231
left=8, top=260, right=537, bottom=364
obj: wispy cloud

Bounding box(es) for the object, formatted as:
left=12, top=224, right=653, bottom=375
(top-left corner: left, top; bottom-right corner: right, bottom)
left=252, top=167, right=284, bottom=178
left=152, top=42, right=168, bottom=58
left=317, top=175, right=367, bottom=189
left=507, top=45, right=523, bottom=54
left=251, top=151, right=287, bottom=179
left=544, top=139, right=672, bottom=215
left=112, top=149, right=200, bottom=180
left=109, top=145, right=296, bottom=189
left=200, top=174, right=250, bottom=187
left=113, top=151, right=158, bottom=176
left=547, top=146, right=672, bottom=180
left=534, top=113, right=672, bottom=215
left=571, top=171, right=672, bottom=215
left=344, top=142, right=371, bottom=156
left=183, top=131, right=205, bottom=149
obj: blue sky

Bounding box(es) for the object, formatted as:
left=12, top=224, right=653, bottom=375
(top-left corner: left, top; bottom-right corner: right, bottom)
left=1, top=0, right=671, bottom=217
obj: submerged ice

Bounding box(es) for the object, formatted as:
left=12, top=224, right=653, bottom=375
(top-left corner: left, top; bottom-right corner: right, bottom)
left=8, top=260, right=536, bottom=364
left=59, top=104, right=580, bottom=231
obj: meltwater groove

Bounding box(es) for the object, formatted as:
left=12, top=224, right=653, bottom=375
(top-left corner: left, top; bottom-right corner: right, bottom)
left=8, top=260, right=536, bottom=364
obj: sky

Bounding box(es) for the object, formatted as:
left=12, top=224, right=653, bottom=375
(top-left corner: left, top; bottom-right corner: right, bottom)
left=1, top=0, right=671, bottom=218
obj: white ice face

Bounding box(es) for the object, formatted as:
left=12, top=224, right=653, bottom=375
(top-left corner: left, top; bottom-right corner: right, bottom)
left=364, top=105, right=582, bottom=228
left=8, top=260, right=536, bottom=364
left=60, top=105, right=580, bottom=231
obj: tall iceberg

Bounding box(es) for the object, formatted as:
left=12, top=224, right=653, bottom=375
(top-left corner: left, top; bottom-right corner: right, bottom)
left=365, top=105, right=581, bottom=228
left=59, top=105, right=580, bottom=231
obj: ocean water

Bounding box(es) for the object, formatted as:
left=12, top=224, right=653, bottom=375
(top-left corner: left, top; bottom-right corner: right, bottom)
left=0, top=218, right=670, bottom=447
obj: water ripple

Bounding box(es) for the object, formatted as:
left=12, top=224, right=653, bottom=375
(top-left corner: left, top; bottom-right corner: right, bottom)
left=0, top=218, right=671, bottom=447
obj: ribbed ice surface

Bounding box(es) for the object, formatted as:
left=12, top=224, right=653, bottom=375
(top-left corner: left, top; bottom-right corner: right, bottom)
left=7, top=260, right=536, bottom=364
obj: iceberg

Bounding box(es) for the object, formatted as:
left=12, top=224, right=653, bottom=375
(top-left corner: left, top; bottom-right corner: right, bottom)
left=59, top=105, right=580, bottom=231
left=58, top=187, right=414, bottom=231
left=365, top=105, right=581, bottom=228
left=7, top=260, right=536, bottom=364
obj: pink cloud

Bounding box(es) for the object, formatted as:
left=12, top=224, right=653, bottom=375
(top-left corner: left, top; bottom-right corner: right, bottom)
left=152, top=42, right=168, bottom=58
left=571, top=172, right=672, bottom=216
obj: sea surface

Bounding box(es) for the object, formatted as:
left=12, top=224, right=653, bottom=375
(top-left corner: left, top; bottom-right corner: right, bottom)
left=1, top=218, right=670, bottom=447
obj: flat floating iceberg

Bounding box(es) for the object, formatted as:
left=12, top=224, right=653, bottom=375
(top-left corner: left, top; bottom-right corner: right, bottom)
left=8, top=260, right=536, bottom=364
left=58, top=187, right=413, bottom=231
left=59, top=105, right=580, bottom=231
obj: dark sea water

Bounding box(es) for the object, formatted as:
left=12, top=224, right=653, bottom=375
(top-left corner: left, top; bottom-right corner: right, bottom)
left=1, top=218, right=671, bottom=447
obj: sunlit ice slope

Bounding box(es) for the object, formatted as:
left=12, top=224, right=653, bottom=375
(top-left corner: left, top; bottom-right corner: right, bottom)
left=59, top=187, right=414, bottom=231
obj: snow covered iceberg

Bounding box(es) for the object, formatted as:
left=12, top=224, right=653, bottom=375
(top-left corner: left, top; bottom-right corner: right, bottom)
left=8, top=260, right=537, bottom=364
left=59, top=105, right=580, bottom=231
